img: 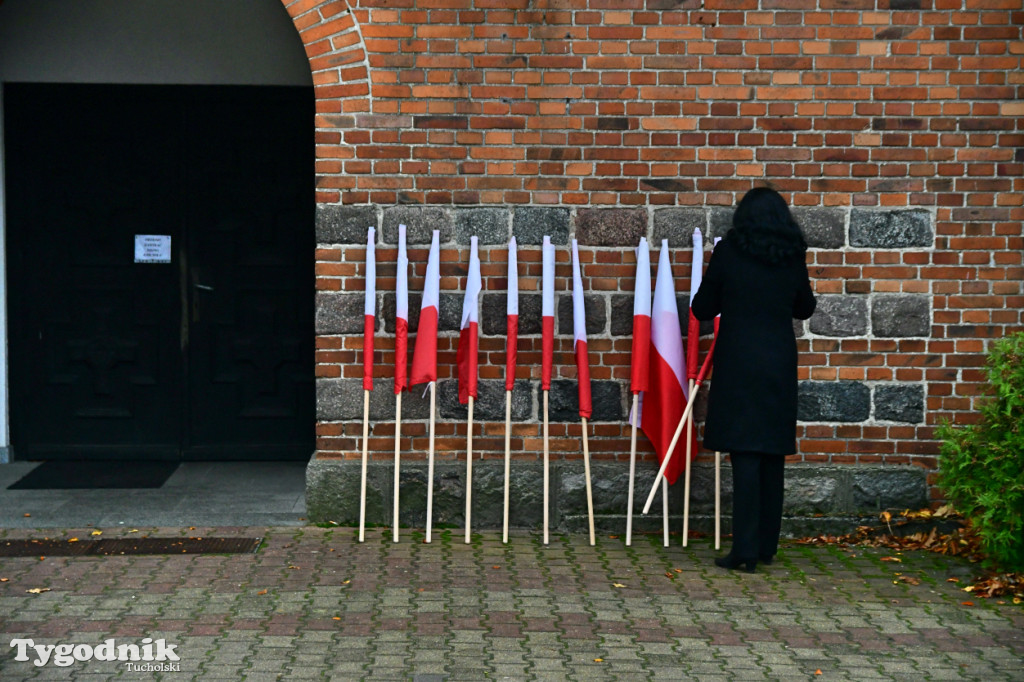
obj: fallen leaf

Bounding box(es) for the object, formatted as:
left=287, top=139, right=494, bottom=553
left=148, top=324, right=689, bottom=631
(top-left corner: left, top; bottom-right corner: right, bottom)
left=674, top=568, right=682, bottom=573
left=880, top=556, right=902, bottom=563
left=68, top=538, right=79, bottom=543
left=492, top=566, right=501, bottom=570
left=1, top=578, right=9, bottom=582
left=26, top=588, right=51, bottom=594
left=90, top=531, right=102, bottom=536
left=257, top=589, right=268, bottom=595
left=332, top=617, right=341, bottom=621
left=665, top=572, right=674, bottom=579
left=815, top=670, right=822, bottom=676
left=897, top=575, right=921, bottom=586
left=23, top=513, right=30, bottom=518
left=961, top=601, right=974, bottom=607
left=594, top=658, right=603, bottom=663
left=947, top=578, right=960, bottom=583
left=608, top=535, right=619, bottom=539
left=613, top=583, right=626, bottom=588
left=342, top=580, right=351, bottom=585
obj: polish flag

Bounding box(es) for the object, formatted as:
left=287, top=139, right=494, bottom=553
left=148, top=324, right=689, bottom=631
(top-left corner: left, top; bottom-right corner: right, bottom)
left=631, top=237, right=652, bottom=399
left=541, top=236, right=555, bottom=391
left=409, top=230, right=440, bottom=386
left=363, top=226, right=376, bottom=391
left=640, top=241, right=690, bottom=485
left=394, top=224, right=409, bottom=395
left=571, top=240, right=592, bottom=419
left=457, top=236, right=482, bottom=404
left=505, top=237, right=519, bottom=392
left=686, top=228, right=704, bottom=381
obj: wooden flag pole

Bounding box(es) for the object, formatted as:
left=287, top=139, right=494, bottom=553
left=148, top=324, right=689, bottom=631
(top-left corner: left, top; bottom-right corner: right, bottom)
left=662, top=478, right=669, bottom=547
left=625, top=395, right=639, bottom=546
left=425, top=382, right=436, bottom=544
left=682, top=379, right=695, bottom=547
left=502, top=390, right=512, bottom=544
left=359, top=389, right=370, bottom=543
left=582, top=417, right=595, bottom=547
left=715, top=451, right=722, bottom=550
left=393, top=393, right=402, bottom=543
left=543, top=389, right=550, bottom=545
left=465, top=396, right=475, bottom=544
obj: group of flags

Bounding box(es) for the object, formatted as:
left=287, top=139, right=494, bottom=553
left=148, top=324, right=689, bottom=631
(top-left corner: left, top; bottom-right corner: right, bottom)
left=360, top=225, right=717, bottom=491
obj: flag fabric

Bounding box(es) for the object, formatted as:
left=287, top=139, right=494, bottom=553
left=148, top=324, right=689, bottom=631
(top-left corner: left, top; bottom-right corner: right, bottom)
left=541, top=235, right=555, bottom=391
left=410, top=230, right=440, bottom=386
left=394, top=224, right=409, bottom=395
left=457, top=236, right=482, bottom=404
left=686, top=228, right=704, bottom=381
left=505, top=237, right=519, bottom=392
left=571, top=240, right=592, bottom=420
left=640, top=240, right=691, bottom=485
left=630, top=237, right=652, bottom=397
left=363, top=226, right=376, bottom=391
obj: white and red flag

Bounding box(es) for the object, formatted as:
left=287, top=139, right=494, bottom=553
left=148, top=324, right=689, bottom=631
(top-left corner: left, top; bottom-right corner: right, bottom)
left=394, top=224, right=409, bottom=395
left=541, top=236, right=555, bottom=391
left=686, top=228, right=704, bottom=382
left=571, top=240, right=592, bottom=419
left=631, top=237, right=652, bottom=401
left=457, top=236, right=482, bottom=404
left=410, top=230, right=440, bottom=387
left=640, top=241, right=690, bottom=485
left=505, top=237, right=519, bottom=392
left=363, top=226, right=376, bottom=391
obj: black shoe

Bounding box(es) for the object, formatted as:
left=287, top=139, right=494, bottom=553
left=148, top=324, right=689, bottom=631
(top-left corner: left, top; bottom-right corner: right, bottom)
left=714, top=555, right=757, bottom=573
left=759, top=554, right=774, bottom=565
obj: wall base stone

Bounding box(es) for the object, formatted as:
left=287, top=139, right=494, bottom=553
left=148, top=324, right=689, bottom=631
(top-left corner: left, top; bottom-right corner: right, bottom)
left=305, top=455, right=929, bottom=536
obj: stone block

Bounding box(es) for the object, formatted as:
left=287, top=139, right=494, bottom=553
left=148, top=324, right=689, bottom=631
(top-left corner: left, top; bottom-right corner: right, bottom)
left=652, top=208, right=706, bottom=247
left=315, top=293, right=369, bottom=335
left=548, top=380, right=625, bottom=422
left=481, top=293, right=542, bottom=336
left=783, top=469, right=840, bottom=515
left=792, top=207, right=845, bottom=249
left=851, top=466, right=928, bottom=511
left=316, top=378, right=432, bottom=421
left=556, top=294, right=606, bottom=336
left=871, top=294, right=930, bottom=337
left=439, top=292, right=464, bottom=332
left=455, top=208, right=509, bottom=245
left=575, top=208, right=647, bottom=246
left=512, top=207, right=570, bottom=245
left=437, top=379, right=534, bottom=421
left=610, top=295, right=633, bottom=336
left=874, top=384, right=925, bottom=423
left=707, top=207, right=734, bottom=240
left=316, top=204, right=377, bottom=244
left=382, top=206, right=454, bottom=244
left=849, top=209, right=933, bottom=248
left=797, top=381, right=870, bottom=422
left=808, top=295, right=868, bottom=337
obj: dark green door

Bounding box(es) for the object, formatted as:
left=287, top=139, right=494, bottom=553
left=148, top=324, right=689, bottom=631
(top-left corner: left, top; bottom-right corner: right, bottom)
left=5, top=84, right=314, bottom=461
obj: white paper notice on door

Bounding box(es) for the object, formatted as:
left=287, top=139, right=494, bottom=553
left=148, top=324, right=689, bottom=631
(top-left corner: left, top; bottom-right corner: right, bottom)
left=134, top=235, right=172, bottom=263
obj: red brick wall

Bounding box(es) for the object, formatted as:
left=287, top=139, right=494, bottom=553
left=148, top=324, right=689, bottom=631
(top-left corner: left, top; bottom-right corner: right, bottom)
left=286, top=0, right=1024, bottom=504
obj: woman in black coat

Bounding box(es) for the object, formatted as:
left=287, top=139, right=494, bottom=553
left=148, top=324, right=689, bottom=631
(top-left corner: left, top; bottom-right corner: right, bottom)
left=691, top=187, right=816, bottom=573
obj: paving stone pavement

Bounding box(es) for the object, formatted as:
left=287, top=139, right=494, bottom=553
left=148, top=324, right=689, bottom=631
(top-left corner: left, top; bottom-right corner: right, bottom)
left=1, top=525, right=1022, bottom=681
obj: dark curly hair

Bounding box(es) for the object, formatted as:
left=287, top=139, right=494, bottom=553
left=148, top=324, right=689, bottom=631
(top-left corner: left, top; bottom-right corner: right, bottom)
left=727, top=187, right=808, bottom=266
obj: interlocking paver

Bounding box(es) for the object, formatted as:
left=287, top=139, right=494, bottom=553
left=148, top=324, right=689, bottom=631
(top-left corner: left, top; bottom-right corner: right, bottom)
left=1, top=527, right=1023, bottom=680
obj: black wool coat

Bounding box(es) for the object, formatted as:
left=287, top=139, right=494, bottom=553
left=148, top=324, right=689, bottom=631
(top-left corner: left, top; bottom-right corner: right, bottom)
left=691, top=236, right=817, bottom=455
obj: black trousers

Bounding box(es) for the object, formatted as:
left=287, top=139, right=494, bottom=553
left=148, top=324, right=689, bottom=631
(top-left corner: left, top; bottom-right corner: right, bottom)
left=728, top=451, right=786, bottom=560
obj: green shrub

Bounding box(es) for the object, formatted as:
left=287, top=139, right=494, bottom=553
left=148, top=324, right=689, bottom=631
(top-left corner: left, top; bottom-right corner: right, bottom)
left=937, top=331, right=1024, bottom=571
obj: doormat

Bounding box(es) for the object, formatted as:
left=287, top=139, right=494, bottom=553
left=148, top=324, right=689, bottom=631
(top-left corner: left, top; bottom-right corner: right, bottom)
left=7, top=460, right=180, bottom=490
left=0, top=536, right=262, bottom=557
